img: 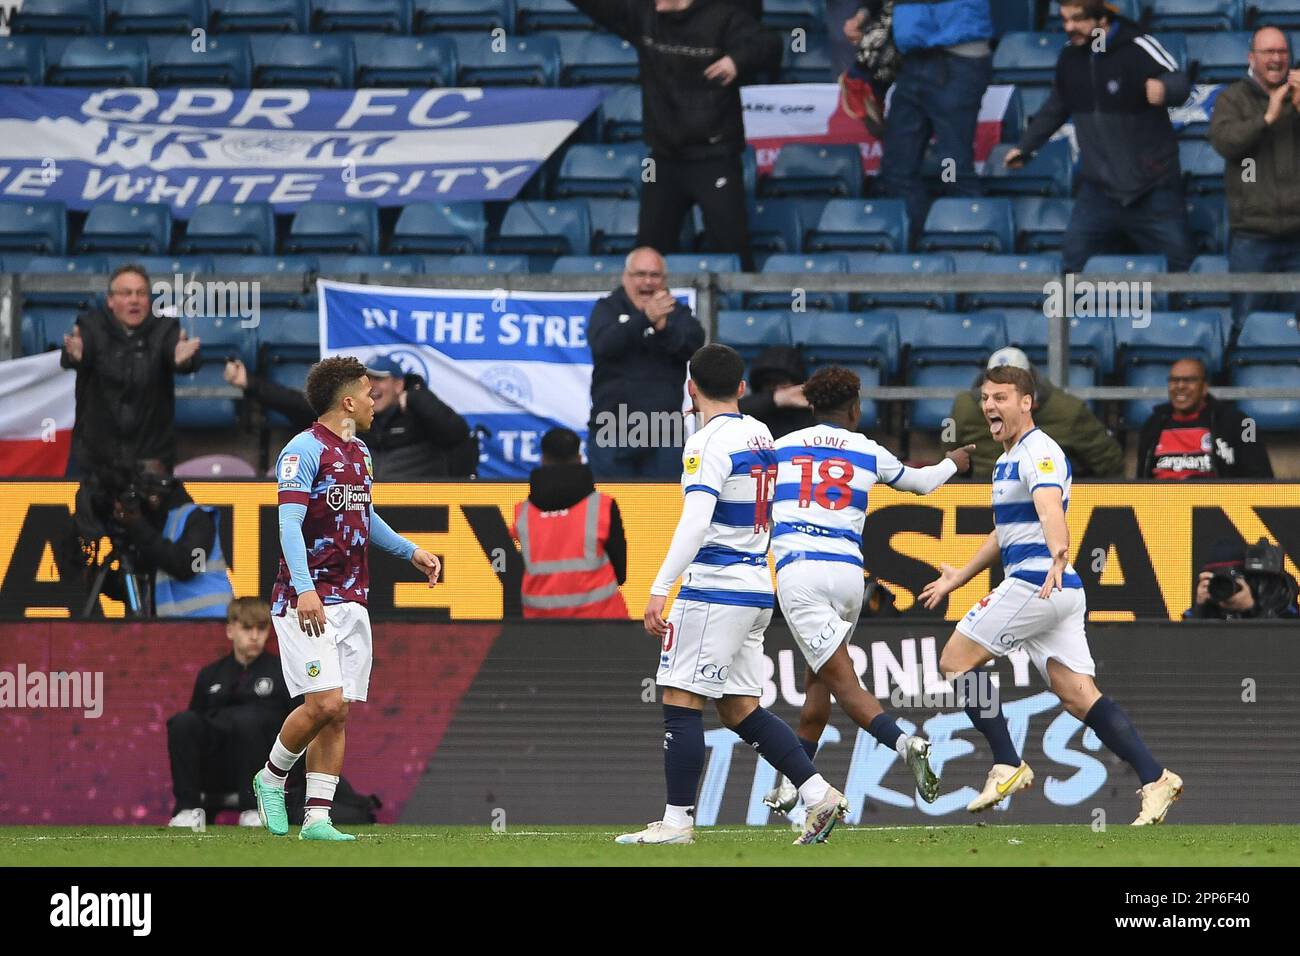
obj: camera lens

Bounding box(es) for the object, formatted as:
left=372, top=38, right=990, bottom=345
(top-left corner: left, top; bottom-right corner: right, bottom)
left=1207, top=572, right=1238, bottom=604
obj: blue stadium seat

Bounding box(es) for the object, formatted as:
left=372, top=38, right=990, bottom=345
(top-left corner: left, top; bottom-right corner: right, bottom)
left=600, top=85, right=643, bottom=143
left=182, top=312, right=255, bottom=366
left=1180, top=139, right=1226, bottom=194
left=664, top=253, right=743, bottom=276
left=1013, top=197, right=1074, bottom=252
left=415, top=0, right=513, bottom=31
left=550, top=255, right=625, bottom=275
left=1230, top=312, right=1300, bottom=429
left=0, top=36, right=47, bottom=84
left=992, top=0, right=1035, bottom=35
left=315, top=254, right=426, bottom=275
left=490, top=199, right=591, bottom=256
left=11, top=0, right=106, bottom=34
left=716, top=311, right=792, bottom=361
left=762, top=144, right=863, bottom=199
left=553, top=143, right=646, bottom=199
left=0, top=201, right=67, bottom=255
left=21, top=306, right=80, bottom=351
left=779, top=31, right=832, bottom=82
left=919, top=198, right=1016, bottom=253
left=762, top=0, right=826, bottom=32
left=908, top=312, right=1008, bottom=363
left=354, top=35, right=456, bottom=87
left=1186, top=32, right=1252, bottom=83
left=1187, top=194, right=1228, bottom=254
left=1082, top=254, right=1168, bottom=275
left=210, top=0, right=309, bottom=32
left=108, top=0, right=208, bottom=33
left=389, top=202, right=486, bottom=255
left=991, top=33, right=1063, bottom=86
left=454, top=34, right=560, bottom=86
left=909, top=364, right=984, bottom=429
left=804, top=199, right=908, bottom=253
left=312, top=0, right=413, bottom=33
left=1177, top=254, right=1230, bottom=309
left=1149, top=0, right=1243, bottom=32
left=255, top=308, right=319, bottom=424
left=48, top=37, right=147, bottom=86
left=846, top=253, right=957, bottom=311
left=744, top=200, right=805, bottom=257
left=149, top=34, right=250, bottom=87
left=982, top=139, right=1073, bottom=197
left=1120, top=362, right=1172, bottom=427
left=108, top=254, right=215, bottom=277
left=251, top=35, right=355, bottom=89
left=746, top=253, right=848, bottom=311
left=796, top=309, right=900, bottom=376
left=588, top=199, right=641, bottom=255
left=208, top=254, right=316, bottom=309
left=516, top=0, right=593, bottom=32
left=433, top=254, right=532, bottom=273
left=961, top=253, right=1061, bottom=309
left=1067, top=314, right=1118, bottom=375
left=177, top=203, right=276, bottom=255
left=1117, top=311, right=1223, bottom=379
left=1019, top=86, right=1053, bottom=124
left=547, top=32, right=639, bottom=85
left=76, top=203, right=172, bottom=255
left=284, top=201, right=379, bottom=254
left=1246, top=0, right=1300, bottom=28
left=1150, top=33, right=1190, bottom=73
left=18, top=256, right=111, bottom=309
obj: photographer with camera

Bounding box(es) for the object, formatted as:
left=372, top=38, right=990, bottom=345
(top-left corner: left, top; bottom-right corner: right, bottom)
left=1185, top=538, right=1299, bottom=620
left=62, top=457, right=234, bottom=618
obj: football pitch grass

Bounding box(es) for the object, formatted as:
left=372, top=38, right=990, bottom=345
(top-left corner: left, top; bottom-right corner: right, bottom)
left=3, top=824, right=1297, bottom=866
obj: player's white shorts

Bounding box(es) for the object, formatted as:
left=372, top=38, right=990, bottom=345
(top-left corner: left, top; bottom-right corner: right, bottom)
left=657, top=598, right=772, bottom=700
left=955, top=576, right=1095, bottom=680
left=776, top=561, right=863, bottom=673
left=272, top=601, right=374, bottom=702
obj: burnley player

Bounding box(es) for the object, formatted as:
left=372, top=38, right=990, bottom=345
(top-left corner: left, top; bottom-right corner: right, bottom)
left=252, top=356, right=440, bottom=841
left=920, top=364, right=1183, bottom=825
left=763, top=366, right=974, bottom=820
left=621, top=344, right=848, bottom=847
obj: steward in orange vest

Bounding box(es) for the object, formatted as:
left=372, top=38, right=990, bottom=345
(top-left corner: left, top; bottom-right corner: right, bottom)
left=511, top=429, right=628, bottom=618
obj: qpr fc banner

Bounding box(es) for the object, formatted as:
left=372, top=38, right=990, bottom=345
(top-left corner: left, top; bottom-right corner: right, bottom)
left=318, top=280, right=696, bottom=479
left=0, top=86, right=603, bottom=214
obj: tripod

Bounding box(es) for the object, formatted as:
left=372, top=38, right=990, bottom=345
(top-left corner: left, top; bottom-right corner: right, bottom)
left=82, top=538, right=152, bottom=618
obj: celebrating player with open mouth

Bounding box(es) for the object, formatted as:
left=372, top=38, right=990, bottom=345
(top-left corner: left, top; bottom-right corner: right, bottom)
left=621, top=344, right=849, bottom=847
left=920, top=363, right=1183, bottom=825
left=253, top=356, right=441, bottom=841
left=762, top=366, right=974, bottom=821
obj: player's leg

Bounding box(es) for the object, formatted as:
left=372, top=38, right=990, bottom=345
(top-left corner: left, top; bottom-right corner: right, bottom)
left=165, top=709, right=208, bottom=828
left=764, top=664, right=829, bottom=815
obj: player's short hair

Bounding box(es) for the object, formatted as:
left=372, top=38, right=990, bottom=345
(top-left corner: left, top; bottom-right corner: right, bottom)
left=803, top=365, right=860, bottom=414
left=689, top=343, right=745, bottom=401
left=305, top=356, right=368, bottom=416
left=540, top=427, right=581, bottom=463
left=226, top=596, right=270, bottom=629
left=108, top=264, right=150, bottom=291
left=981, top=365, right=1036, bottom=399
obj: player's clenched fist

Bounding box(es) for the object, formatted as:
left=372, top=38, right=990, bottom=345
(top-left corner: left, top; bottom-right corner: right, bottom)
left=919, top=564, right=962, bottom=610
left=411, top=549, right=441, bottom=586
left=296, top=590, right=326, bottom=637
left=644, top=594, right=668, bottom=637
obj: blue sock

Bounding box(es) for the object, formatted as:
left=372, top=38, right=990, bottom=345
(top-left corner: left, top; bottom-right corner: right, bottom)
left=1084, top=696, right=1163, bottom=785
left=963, top=670, right=1021, bottom=766
left=868, top=713, right=904, bottom=751
left=736, top=708, right=817, bottom=788
left=799, top=737, right=818, bottom=762
left=662, top=705, right=705, bottom=809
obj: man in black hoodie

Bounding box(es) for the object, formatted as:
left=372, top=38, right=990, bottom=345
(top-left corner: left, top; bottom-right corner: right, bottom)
left=737, top=345, right=816, bottom=438
left=565, top=0, right=783, bottom=269
left=1003, top=0, right=1194, bottom=272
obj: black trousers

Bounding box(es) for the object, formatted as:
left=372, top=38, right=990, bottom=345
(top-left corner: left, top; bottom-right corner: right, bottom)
left=167, top=706, right=282, bottom=813
left=637, top=153, right=753, bottom=270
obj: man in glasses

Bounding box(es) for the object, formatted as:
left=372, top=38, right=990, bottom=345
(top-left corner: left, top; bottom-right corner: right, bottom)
left=1135, top=357, right=1274, bottom=479
left=1208, top=26, right=1300, bottom=336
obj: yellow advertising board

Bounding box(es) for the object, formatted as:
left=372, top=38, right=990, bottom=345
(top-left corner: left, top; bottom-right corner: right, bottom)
left=0, top=481, right=1296, bottom=621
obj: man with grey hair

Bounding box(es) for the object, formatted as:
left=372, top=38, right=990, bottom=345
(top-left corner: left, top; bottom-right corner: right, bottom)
left=587, top=247, right=705, bottom=478
left=1208, top=25, right=1300, bottom=332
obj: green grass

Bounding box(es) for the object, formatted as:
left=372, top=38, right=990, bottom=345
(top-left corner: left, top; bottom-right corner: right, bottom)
left=2, top=824, right=1297, bottom=866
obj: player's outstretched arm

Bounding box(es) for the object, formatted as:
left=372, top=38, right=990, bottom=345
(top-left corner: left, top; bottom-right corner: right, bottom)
left=1031, top=486, right=1070, bottom=598
left=919, top=530, right=1000, bottom=610
left=644, top=490, right=716, bottom=636
left=890, top=444, right=976, bottom=495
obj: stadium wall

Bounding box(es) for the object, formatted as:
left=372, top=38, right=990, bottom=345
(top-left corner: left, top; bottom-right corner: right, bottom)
left=2, top=481, right=1299, bottom=621
left=0, top=620, right=1295, bottom=826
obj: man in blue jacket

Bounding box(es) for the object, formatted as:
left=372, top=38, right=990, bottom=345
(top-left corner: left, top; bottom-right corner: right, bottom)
left=879, top=0, right=994, bottom=235
left=1004, top=0, right=1194, bottom=272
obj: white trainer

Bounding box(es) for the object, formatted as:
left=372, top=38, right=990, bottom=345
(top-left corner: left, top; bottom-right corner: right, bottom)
left=794, top=787, right=848, bottom=845
left=167, top=808, right=205, bottom=829
left=763, top=776, right=798, bottom=814
left=1133, top=769, right=1184, bottom=825
left=966, top=762, right=1035, bottom=813
left=614, top=821, right=695, bottom=845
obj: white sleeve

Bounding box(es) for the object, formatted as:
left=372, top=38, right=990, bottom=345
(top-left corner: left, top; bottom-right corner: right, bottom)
left=890, top=458, right=959, bottom=494
left=1022, top=444, right=1066, bottom=493
left=650, top=490, right=717, bottom=596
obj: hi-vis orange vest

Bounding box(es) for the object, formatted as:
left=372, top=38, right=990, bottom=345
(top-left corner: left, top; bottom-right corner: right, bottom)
left=512, top=492, right=628, bottom=619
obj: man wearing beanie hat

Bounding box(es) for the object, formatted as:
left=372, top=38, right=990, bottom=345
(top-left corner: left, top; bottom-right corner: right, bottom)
left=942, top=347, right=1123, bottom=479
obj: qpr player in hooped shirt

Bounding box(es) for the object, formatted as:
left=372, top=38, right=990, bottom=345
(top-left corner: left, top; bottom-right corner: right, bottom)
left=252, top=356, right=441, bottom=843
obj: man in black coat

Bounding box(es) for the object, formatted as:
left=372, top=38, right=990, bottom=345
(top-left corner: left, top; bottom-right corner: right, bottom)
left=737, top=345, right=816, bottom=438
left=60, top=264, right=201, bottom=474
left=167, top=598, right=294, bottom=827
left=564, top=0, right=783, bottom=268
left=587, top=247, right=706, bottom=478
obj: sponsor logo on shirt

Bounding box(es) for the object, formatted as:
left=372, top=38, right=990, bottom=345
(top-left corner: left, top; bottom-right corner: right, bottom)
left=1037, top=457, right=1055, bottom=474
left=279, top=454, right=300, bottom=482
left=684, top=453, right=701, bottom=475
left=325, top=484, right=371, bottom=512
